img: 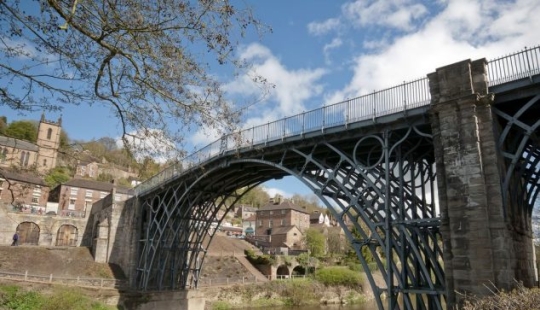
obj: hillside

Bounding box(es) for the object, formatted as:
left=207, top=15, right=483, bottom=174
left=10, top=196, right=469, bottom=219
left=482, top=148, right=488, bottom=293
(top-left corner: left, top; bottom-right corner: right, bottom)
left=0, top=233, right=260, bottom=281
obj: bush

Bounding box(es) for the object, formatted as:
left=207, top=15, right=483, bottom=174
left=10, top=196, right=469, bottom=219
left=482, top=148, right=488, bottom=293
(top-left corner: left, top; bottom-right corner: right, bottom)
left=461, top=283, right=540, bottom=310
left=314, top=267, right=364, bottom=288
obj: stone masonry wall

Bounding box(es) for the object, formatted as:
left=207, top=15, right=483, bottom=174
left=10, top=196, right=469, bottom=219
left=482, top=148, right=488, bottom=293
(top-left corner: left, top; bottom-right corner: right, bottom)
left=429, top=58, right=535, bottom=307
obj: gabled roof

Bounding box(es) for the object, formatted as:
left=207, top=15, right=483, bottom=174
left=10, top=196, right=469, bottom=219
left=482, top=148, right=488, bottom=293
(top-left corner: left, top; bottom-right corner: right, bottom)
left=0, top=136, right=38, bottom=152
left=60, top=178, right=132, bottom=194
left=0, top=170, right=47, bottom=187
left=258, top=200, right=309, bottom=214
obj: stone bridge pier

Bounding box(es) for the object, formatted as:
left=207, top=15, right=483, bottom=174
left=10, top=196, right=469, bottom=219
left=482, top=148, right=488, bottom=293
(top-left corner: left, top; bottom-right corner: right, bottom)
left=429, top=58, right=537, bottom=307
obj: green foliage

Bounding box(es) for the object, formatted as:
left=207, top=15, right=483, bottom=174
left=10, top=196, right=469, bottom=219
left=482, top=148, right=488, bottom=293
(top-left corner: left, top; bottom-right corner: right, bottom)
left=244, top=249, right=276, bottom=265
left=5, top=121, right=37, bottom=142
left=0, top=116, right=7, bottom=135
left=44, top=166, right=72, bottom=188
left=211, top=301, right=232, bottom=310
left=0, top=285, right=115, bottom=310
left=236, top=186, right=270, bottom=208
left=304, top=228, right=326, bottom=257
left=314, top=267, right=364, bottom=288
left=296, top=253, right=309, bottom=266
left=0, top=285, right=43, bottom=310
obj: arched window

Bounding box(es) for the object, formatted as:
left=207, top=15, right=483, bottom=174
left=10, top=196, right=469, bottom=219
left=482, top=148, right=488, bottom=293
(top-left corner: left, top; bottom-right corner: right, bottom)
left=47, top=128, right=52, bottom=140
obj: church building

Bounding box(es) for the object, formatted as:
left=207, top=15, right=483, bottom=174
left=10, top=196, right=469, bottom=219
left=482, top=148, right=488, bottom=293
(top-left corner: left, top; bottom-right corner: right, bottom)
left=0, top=114, right=62, bottom=173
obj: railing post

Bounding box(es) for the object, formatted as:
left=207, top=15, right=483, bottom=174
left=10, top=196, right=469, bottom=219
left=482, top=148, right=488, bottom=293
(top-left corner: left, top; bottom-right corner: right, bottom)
left=302, top=112, right=305, bottom=135
left=101, top=279, right=104, bottom=287
left=403, top=81, right=407, bottom=111
left=77, top=276, right=80, bottom=284
left=24, top=271, right=28, bottom=281
left=266, top=122, right=269, bottom=143
left=49, top=274, right=52, bottom=283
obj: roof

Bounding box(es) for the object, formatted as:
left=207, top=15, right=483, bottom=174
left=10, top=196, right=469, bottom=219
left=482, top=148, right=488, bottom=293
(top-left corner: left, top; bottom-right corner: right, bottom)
left=258, top=200, right=309, bottom=214
left=0, top=136, right=38, bottom=152
left=0, top=170, right=47, bottom=187
left=310, top=211, right=322, bottom=220
left=244, top=214, right=256, bottom=221
left=271, top=225, right=300, bottom=235
left=61, top=178, right=132, bottom=194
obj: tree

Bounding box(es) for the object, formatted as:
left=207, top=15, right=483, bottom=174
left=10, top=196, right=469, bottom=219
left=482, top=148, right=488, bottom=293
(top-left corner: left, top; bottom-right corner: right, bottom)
left=5, top=121, right=38, bottom=142
left=0, top=116, right=7, bottom=136
left=237, top=186, right=270, bottom=208
left=304, top=228, right=326, bottom=258
left=1, top=1, right=269, bottom=157
left=44, top=166, right=71, bottom=188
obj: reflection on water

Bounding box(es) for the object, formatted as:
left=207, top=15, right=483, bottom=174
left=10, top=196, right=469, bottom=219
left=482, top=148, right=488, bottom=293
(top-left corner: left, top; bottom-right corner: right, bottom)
left=243, top=300, right=379, bottom=310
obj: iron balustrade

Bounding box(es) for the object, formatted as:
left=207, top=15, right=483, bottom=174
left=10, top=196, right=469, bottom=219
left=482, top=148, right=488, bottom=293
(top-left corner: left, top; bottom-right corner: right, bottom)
left=135, top=45, right=540, bottom=196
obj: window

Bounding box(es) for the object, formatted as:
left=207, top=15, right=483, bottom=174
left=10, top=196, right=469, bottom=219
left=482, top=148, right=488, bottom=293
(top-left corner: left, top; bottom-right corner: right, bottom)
left=281, top=210, right=286, bottom=215
left=258, top=220, right=262, bottom=227
left=269, top=220, right=273, bottom=228
left=47, top=128, right=52, bottom=140
left=68, top=199, right=76, bottom=210
left=269, top=211, right=273, bottom=215
left=43, top=159, right=47, bottom=166
left=31, top=197, right=38, bottom=204
left=86, top=190, right=93, bottom=197
left=280, top=219, right=284, bottom=226
left=70, top=187, right=78, bottom=196
left=100, top=192, right=108, bottom=198
left=88, top=167, right=94, bottom=177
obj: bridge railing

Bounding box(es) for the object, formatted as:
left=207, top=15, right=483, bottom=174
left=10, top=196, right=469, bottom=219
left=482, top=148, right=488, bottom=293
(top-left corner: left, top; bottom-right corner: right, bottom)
left=488, top=45, right=540, bottom=86
left=135, top=45, right=540, bottom=196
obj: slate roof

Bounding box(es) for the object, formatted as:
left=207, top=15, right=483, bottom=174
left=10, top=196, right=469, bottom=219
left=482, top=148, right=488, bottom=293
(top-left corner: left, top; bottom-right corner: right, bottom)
left=62, top=178, right=132, bottom=194
left=0, top=136, right=38, bottom=152
left=258, top=200, right=309, bottom=214
left=271, top=225, right=300, bottom=235
left=310, top=211, right=322, bottom=221
left=0, top=170, right=47, bottom=186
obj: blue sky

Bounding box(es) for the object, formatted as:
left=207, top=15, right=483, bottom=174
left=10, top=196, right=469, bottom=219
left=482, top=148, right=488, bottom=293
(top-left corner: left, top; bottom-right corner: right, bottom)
left=3, top=0, right=540, bottom=199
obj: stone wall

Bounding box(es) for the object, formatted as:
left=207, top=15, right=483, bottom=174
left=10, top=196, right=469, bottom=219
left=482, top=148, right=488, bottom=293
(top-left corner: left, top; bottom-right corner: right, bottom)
left=429, top=58, right=536, bottom=307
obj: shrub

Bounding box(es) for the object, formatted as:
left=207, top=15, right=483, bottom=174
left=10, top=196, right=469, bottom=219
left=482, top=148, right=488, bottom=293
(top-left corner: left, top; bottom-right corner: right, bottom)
left=461, top=283, right=540, bottom=310
left=314, top=266, right=364, bottom=288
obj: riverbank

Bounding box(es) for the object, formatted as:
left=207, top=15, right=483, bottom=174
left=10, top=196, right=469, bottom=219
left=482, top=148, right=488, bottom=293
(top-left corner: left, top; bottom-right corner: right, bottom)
left=200, top=278, right=371, bottom=310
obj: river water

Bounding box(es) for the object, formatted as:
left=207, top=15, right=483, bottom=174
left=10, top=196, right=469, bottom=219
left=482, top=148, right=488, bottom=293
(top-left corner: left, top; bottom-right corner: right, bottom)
left=243, top=300, right=379, bottom=310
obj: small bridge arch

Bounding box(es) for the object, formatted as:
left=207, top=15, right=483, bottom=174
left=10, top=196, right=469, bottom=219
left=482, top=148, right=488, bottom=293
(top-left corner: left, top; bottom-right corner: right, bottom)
left=16, top=222, right=40, bottom=245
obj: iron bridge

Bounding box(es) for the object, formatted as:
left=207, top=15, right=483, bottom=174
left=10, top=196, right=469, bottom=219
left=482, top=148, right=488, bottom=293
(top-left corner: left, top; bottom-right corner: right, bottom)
left=133, top=46, right=540, bottom=310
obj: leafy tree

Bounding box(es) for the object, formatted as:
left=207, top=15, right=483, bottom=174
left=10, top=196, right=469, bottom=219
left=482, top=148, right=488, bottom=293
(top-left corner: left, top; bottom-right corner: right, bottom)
left=44, top=167, right=71, bottom=188
left=0, top=116, right=7, bottom=135
left=137, top=157, right=162, bottom=180
left=1, top=1, right=269, bottom=157
left=304, top=228, right=326, bottom=258
left=237, top=186, right=270, bottom=208
left=5, top=121, right=38, bottom=142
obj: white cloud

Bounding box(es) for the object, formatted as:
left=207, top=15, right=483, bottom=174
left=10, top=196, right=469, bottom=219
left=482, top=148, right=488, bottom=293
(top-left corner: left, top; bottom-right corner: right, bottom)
left=336, top=0, right=540, bottom=99
left=323, top=37, right=343, bottom=64
left=307, top=18, right=341, bottom=36
left=262, top=186, right=293, bottom=199
left=342, top=0, right=429, bottom=32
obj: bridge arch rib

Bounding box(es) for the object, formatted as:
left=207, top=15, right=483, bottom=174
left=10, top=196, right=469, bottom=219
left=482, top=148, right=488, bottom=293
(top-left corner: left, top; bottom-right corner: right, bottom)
left=135, top=120, right=444, bottom=310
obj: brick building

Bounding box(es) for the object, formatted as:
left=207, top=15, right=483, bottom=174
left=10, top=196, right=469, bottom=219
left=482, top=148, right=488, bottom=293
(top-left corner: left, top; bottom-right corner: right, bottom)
left=255, top=199, right=310, bottom=237
left=48, top=178, right=132, bottom=217
left=0, top=170, right=49, bottom=213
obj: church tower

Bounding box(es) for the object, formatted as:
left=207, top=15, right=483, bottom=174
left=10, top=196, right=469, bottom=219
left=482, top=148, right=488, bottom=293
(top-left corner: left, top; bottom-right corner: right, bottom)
left=36, top=114, right=62, bottom=173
